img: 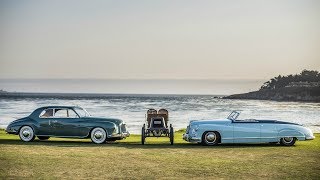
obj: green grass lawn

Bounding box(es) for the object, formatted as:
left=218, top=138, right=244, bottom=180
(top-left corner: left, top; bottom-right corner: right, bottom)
left=0, top=129, right=319, bottom=179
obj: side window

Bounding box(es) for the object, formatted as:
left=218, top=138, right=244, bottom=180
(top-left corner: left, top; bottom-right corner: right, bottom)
left=68, top=109, right=79, bottom=118
left=54, top=109, right=68, bottom=118
left=39, top=108, right=79, bottom=118
left=54, top=109, right=79, bottom=118
left=39, top=109, right=54, bottom=118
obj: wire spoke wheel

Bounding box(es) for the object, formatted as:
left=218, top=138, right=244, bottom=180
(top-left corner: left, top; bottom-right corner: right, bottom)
left=141, top=124, right=145, bottom=145
left=170, top=124, right=174, bottom=145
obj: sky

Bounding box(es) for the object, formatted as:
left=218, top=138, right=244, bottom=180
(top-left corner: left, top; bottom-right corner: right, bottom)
left=0, top=0, right=319, bottom=80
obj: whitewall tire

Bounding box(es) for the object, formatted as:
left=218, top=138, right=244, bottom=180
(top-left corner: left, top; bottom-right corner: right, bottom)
left=90, top=127, right=107, bottom=144
left=19, top=126, right=35, bottom=142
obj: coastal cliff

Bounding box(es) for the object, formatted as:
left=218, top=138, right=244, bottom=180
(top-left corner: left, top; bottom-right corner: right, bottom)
left=225, top=86, right=320, bottom=102
left=224, top=70, right=320, bottom=102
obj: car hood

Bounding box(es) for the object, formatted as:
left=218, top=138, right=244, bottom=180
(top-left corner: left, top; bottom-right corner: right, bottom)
left=83, top=117, right=123, bottom=124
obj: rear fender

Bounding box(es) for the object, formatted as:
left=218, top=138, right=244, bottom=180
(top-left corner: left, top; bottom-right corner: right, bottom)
left=278, top=129, right=305, bottom=141
left=7, top=117, right=38, bottom=135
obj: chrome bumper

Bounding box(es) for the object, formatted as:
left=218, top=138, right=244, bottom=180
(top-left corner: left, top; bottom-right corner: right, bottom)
left=183, top=133, right=201, bottom=143
left=110, top=131, right=130, bottom=139
left=306, top=135, right=315, bottom=140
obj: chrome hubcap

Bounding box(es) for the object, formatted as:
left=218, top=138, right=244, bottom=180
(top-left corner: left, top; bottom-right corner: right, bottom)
left=19, top=126, right=34, bottom=141
left=22, top=130, right=30, bottom=137
left=283, top=137, right=293, bottom=143
left=94, top=131, right=103, bottom=139
left=205, top=132, right=216, bottom=143
left=91, top=128, right=106, bottom=143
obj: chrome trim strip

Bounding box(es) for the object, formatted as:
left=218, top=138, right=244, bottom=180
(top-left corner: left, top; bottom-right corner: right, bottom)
left=222, top=136, right=306, bottom=140
left=222, top=137, right=261, bottom=140
left=35, top=135, right=88, bottom=138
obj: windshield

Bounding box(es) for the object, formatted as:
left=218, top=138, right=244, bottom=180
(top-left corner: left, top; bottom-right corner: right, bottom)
left=74, top=107, right=91, bottom=117
left=227, top=111, right=240, bottom=120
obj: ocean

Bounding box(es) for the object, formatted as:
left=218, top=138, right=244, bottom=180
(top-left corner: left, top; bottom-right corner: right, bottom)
left=1, top=79, right=319, bottom=134
left=0, top=78, right=263, bottom=95
left=0, top=95, right=320, bottom=134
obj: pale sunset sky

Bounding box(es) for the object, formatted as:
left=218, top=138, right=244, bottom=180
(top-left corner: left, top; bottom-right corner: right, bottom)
left=0, top=0, right=319, bottom=80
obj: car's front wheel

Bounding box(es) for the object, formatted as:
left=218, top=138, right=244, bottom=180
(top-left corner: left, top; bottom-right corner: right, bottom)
left=201, top=131, right=220, bottom=146
left=19, top=126, right=35, bottom=142
left=280, top=137, right=296, bottom=146
left=90, top=127, right=107, bottom=144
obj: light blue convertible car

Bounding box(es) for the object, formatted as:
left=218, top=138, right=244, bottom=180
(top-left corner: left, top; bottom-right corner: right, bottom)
left=183, top=111, right=315, bottom=146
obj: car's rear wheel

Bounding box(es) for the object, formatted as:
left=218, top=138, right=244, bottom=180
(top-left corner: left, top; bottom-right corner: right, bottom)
left=38, top=136, right=50, bottom=140
left=280, top=137, right=296, bottom=146
left=141, top=124, right=146, bottom=145
left=90, top=127, right=107, bottom=144
left=201, top=131, right=220, bottom=146
left=19, top=126, right=35, bottom=142
left=169, top=124, right=174, bottom=145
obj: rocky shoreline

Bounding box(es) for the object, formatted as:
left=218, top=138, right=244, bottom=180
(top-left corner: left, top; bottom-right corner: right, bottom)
left=224, top=86, right=320, bottom=102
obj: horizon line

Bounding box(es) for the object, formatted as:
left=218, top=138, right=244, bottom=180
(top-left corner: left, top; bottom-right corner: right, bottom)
left=0, top=90, right=228, bottom=97
left=0, top=77, right=266, bottom=81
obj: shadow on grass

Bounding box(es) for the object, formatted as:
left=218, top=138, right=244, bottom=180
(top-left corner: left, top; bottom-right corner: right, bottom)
left=0, top=138, right=285, bottom=149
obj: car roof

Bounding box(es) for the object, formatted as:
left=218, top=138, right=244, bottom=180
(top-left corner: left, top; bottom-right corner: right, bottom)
left=38, top=106, right=81, bottom=109
left=29, top=106, right=83, bottom=117
left=33, top=106, right=82, bottom=113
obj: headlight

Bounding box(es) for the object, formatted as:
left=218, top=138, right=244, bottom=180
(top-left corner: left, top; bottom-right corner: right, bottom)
left=190, top=125, right=199, bottom=136
left=112, top=124, right=120, bottom=134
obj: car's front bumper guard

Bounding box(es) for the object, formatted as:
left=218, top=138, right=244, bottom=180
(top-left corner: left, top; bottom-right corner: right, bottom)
left=110, top=131, right=130, bottom=138
left=183, top=133, right=201, bottom=143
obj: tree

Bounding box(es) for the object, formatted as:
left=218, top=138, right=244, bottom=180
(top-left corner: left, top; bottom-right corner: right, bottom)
left=260, top=70, right=320, bottom=90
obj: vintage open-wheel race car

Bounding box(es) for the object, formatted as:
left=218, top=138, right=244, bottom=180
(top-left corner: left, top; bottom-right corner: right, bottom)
left=141, top=109, right=174, bottom=145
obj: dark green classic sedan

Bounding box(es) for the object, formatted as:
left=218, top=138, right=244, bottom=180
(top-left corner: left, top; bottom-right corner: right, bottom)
left=5, top=106, right=130, bottom=144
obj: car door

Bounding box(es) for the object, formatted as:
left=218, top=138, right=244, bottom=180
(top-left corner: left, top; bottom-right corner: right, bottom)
left=51, top=108, right=80, bottom=137
left=37, top=108, right=55, bottom=135
left=260, top=123, right=278, bottom=142
left=232, top=120, right=261, bottom=143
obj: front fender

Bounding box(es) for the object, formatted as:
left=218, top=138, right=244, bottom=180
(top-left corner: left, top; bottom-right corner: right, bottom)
left=86, top=121, right=119, bottom=138
left=196, top=123, right=233, bottom=143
